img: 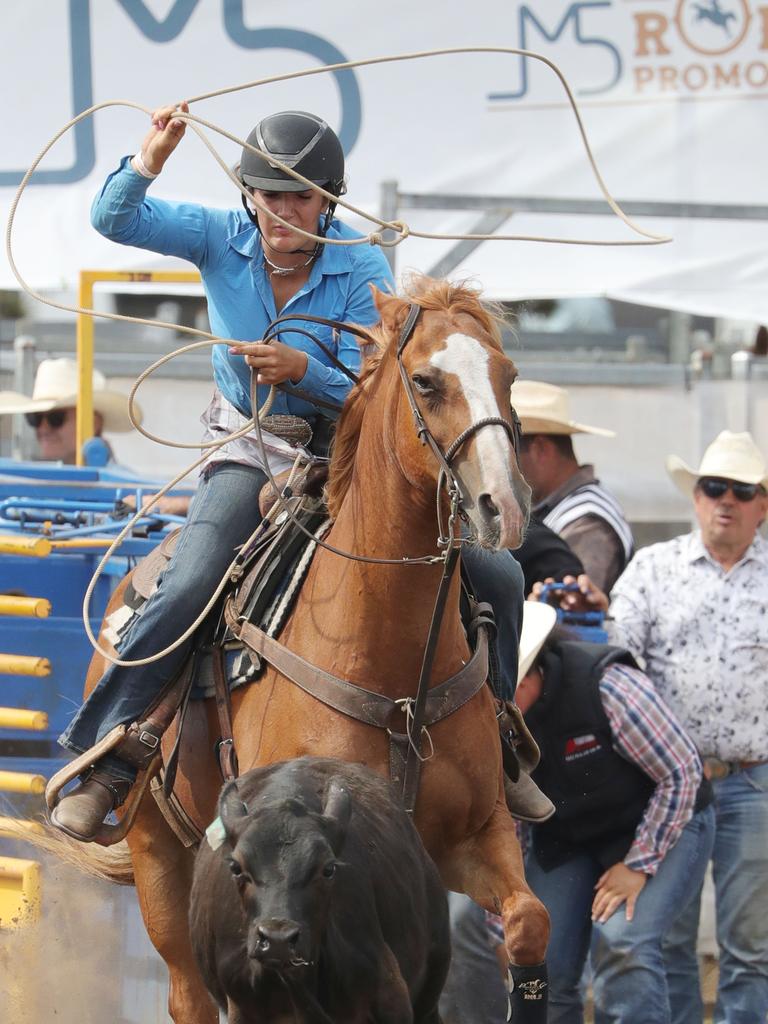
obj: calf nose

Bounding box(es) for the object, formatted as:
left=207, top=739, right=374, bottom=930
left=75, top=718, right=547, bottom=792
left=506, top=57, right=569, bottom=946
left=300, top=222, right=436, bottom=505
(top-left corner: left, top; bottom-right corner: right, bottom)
left=253, top=920, right=301, bottom=964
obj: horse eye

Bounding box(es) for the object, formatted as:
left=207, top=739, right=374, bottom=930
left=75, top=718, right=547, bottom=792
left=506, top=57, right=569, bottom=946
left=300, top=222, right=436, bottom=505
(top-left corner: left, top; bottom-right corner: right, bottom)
left=322, top=861, right=337, bottom=879
left=227, top=858, right=243, bottom=877
left=411, top=374, right=433, bottom=394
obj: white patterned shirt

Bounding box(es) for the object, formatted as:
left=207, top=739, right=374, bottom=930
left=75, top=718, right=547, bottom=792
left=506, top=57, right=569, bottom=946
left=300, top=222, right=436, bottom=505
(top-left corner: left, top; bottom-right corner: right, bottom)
left=608, top=530, right=768, bottom=762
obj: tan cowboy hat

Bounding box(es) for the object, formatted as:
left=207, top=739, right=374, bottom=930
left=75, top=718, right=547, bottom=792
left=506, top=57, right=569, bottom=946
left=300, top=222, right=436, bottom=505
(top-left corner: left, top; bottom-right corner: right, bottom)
left=510, top=380, right=615, bottom=437
left=0, top=358, right=140, bottom=432
left=517, top=602, right=558, bottom=684
left=666, top=430, right=768, bottom=497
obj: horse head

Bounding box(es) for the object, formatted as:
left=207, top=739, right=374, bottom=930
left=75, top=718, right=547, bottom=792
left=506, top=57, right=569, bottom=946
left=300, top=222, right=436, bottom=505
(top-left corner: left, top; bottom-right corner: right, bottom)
left=329, top=277, right=530, bottom=550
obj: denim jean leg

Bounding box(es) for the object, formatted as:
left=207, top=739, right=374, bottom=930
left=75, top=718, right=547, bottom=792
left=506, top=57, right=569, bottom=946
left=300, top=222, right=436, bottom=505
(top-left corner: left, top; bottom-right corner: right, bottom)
left=59, top=463, right=268, bottom=779
left=663, top=880, right=705, bottom=1024
left=711, top=765, right=768, bottom=1024
left=440, top=893, right=507, bottom=1024
left=525, top=849, right=597, bottom=1024
left=591, top=807, right=715, bottom=1024
left=461, top=546, right=524, bottom=701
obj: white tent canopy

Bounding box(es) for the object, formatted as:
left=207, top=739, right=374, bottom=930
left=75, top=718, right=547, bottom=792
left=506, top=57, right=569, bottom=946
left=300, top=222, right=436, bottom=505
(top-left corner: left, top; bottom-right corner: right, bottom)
left=2, top=1, right=766, bottom=319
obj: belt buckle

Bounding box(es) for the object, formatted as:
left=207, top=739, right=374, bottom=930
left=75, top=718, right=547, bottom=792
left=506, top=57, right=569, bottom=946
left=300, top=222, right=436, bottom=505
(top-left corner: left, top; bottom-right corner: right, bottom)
left=705, top=757, right=731, bottom=780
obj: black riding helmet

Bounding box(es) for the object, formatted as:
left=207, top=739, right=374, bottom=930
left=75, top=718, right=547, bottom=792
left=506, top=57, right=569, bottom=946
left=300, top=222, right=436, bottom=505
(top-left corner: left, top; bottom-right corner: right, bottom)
left=239, top=111, right=345, bottom=240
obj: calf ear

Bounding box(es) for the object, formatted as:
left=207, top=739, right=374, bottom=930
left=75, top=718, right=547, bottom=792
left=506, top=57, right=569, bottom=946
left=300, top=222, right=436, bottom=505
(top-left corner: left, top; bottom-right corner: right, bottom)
left=321, top=780, right=352, bottom=852
left=219, top=780, right=249, bottom=840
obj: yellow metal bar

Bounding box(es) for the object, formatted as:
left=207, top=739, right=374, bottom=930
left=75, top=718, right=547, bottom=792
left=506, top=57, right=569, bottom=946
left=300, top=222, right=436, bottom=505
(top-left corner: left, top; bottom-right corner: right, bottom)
left=0, top=817, right=44, bottom=838
left=79, top=269, right=201, bottom=285
left=0, top=708, right=49, bottom=731
left=0, top=655, right=51, bottom=677
left=75, top=269, right=202, bottom=467
left=49, top=538, right=114, bottom=550
left=0, top=534, right=52, bottom=557
left=0, top=595, right=51, bottom=618
left=0, top=771, right=47, bottom=794
left=76, top=271, right=95, bottom=467
left=0, top=856, right=41, bottom=928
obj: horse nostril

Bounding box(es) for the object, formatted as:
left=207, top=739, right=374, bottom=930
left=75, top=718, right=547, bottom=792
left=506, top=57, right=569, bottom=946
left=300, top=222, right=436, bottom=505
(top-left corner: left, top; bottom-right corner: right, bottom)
left=478, top=492, right=500, bottom=522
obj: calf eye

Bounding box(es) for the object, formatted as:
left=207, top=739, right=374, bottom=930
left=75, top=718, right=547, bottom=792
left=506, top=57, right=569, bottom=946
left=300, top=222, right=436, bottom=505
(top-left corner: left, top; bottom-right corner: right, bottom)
left=322, top=861, right=337, bottom=879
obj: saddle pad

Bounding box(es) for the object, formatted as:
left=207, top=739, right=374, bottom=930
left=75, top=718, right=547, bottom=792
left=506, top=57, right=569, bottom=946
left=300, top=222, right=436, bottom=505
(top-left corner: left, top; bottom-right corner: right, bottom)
left=104, top=510, right=331, bottom=698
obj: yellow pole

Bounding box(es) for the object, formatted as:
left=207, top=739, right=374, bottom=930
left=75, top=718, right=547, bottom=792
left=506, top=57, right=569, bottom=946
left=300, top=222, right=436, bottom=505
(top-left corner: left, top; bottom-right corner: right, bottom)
left=49, top=538, right=115, bottom=550
left=0, top=655, right=51, bottom=677
left=0, top=708, right=49, bottom=731
left=0, top=817, right=44, bottom=838
left=0, top=856, right=41, bottom=928
left=76, top=270, right=95, bottom=467
left=0, top=596, right=51, bottom=618
left=0, top=535, right=52, bottom=557
left=0, top=772, right=47, bottom=795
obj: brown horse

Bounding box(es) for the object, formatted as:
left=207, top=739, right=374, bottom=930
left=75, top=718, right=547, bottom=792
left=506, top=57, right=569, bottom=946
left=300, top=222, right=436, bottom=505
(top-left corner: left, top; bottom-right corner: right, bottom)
left=54, top=277, right=548, bottom=1022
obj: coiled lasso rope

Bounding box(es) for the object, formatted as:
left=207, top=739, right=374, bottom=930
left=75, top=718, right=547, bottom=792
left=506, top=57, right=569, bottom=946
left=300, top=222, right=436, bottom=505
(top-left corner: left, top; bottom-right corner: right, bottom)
left=5, top=47, right=672, bottom=667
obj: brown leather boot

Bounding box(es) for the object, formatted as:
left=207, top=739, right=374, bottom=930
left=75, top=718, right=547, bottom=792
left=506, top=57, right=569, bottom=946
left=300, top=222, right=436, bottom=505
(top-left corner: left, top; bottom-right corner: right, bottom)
left=504, top=772, right=555, bottom=824
left=50, top=769, right=132, bottom=841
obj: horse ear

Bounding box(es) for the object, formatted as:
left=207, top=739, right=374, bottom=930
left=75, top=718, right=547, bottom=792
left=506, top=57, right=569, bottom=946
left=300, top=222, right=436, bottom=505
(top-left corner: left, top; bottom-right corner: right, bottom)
left=370, top=286, right=409, bottom=338
left=219, top=780, right=249, bottom=839
left=321, top=780, right=351, bottom=853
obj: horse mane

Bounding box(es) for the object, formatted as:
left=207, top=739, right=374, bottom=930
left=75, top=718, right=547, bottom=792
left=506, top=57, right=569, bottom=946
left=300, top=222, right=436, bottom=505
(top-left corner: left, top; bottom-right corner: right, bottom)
left=326, top=276, right=504, bottom=519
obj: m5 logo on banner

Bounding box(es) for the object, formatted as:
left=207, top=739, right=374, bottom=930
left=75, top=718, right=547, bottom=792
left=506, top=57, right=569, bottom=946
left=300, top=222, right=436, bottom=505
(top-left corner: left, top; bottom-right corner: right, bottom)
left=487, top=0, right=768, bottom=104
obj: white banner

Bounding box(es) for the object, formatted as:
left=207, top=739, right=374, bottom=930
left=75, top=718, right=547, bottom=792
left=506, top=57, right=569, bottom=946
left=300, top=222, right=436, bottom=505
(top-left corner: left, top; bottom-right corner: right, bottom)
left=2, top=0, right=767, bottom=317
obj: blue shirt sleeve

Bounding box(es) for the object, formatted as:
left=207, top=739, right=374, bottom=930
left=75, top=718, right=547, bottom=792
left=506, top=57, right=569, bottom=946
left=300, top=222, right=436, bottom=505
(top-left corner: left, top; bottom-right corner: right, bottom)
left=90, top=156, right=209, bottom=266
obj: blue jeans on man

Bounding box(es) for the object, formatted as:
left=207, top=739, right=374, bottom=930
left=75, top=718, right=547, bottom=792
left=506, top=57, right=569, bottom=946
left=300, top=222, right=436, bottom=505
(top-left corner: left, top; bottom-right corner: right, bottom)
left=664, top=764, right=768, bottom=1024
left=59, top=461, right=525, bottom=777
left=441, top=807, right=715, bottom=1024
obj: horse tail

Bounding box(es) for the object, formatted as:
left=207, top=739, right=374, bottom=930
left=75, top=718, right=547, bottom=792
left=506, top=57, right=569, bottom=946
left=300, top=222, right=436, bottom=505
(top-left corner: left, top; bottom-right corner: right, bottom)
left=2, top=819, right=134, bottom=886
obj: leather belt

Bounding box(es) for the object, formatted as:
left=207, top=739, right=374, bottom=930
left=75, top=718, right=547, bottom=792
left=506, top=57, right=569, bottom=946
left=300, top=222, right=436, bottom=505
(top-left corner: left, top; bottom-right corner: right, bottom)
left=704, top=757, right=768, bottom=780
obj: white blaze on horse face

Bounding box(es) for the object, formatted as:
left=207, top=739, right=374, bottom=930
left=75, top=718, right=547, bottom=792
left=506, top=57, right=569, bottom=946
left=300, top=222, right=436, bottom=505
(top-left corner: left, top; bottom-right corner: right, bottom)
left=429, top=333, right=517, bottom=517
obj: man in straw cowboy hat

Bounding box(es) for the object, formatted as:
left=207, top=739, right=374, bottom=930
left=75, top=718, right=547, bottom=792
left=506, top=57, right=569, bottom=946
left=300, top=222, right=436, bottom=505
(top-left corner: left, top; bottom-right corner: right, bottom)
left=0, top=357, right=139, bottom=465
left=600, top=430, right=768, bottom=1023
left=510, top=380, right=633, bottom=592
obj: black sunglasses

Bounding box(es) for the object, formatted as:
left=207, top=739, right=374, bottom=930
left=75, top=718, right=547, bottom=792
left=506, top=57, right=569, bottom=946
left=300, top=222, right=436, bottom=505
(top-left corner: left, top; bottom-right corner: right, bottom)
left=25, top=409, right=68, bottom=429
left=698, top=477, right=765, bottom=502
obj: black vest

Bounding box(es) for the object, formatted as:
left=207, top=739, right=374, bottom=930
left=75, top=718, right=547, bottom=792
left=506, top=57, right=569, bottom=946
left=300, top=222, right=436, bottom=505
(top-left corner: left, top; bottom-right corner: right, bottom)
left=525, top=641, right=655, bottom=871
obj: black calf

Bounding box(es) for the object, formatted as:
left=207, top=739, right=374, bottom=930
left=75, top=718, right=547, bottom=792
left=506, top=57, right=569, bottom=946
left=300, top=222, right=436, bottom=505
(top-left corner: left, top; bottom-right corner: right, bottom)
left=190, top=757, right=450, bottom=1023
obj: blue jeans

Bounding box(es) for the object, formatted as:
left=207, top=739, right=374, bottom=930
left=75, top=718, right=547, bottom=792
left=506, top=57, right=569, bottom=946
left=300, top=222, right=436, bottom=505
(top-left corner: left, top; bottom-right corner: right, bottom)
left=526, top=807, right=715, bottom=1024
left=440, top=892, right=508, bottom=1024
left=664, top=765, right=768, bottom=1024
left=59, top=463, right=268, bottom=781
left=462, top=546, right=524, bottom=702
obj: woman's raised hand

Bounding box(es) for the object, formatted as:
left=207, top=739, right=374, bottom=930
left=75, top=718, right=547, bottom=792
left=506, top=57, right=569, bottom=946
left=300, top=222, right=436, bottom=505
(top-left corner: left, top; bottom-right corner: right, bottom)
left=138, top=101, right=189, bottom=175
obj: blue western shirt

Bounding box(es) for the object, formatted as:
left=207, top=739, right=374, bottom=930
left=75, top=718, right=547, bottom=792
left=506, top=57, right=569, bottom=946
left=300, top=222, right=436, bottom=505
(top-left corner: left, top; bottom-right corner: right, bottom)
left=91, top=158, right=394, bottom=420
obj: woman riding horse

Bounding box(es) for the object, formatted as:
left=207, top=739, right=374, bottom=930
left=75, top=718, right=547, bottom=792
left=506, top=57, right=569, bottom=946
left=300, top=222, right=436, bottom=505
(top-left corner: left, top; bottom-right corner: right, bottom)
left=52, top=104, right=538, bottom=840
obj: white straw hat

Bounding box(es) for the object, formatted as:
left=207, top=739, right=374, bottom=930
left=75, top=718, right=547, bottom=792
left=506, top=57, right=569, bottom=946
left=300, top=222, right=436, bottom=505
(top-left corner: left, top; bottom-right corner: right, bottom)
left=0, top=358, right=139, bottom=432
left=517, top=602, right=558, bottom=684
left=510, top=380, right=615, bottom=437
left=666, top=430, right=768, bottom=496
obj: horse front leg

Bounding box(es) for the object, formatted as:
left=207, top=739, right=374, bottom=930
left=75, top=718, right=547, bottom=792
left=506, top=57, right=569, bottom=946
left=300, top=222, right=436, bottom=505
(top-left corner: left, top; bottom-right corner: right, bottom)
left=439, top=801, right=550, bottom=1023
left=127, top=796, right=218, bottom=1024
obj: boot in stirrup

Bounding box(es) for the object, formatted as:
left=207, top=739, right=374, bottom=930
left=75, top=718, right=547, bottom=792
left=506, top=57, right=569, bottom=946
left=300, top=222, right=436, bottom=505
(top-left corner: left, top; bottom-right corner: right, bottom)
left=498, top=700, right=554, bottom=823
left=51, top=721, right=162, bottom=842
left=51, top=768, right=132, bottom=841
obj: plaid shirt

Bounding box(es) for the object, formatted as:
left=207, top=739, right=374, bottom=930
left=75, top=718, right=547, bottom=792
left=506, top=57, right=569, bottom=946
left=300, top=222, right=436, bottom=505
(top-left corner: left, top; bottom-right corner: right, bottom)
left=599, top=662, right=701, bottom=875
left=200, top=388, right=300, bottom=476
